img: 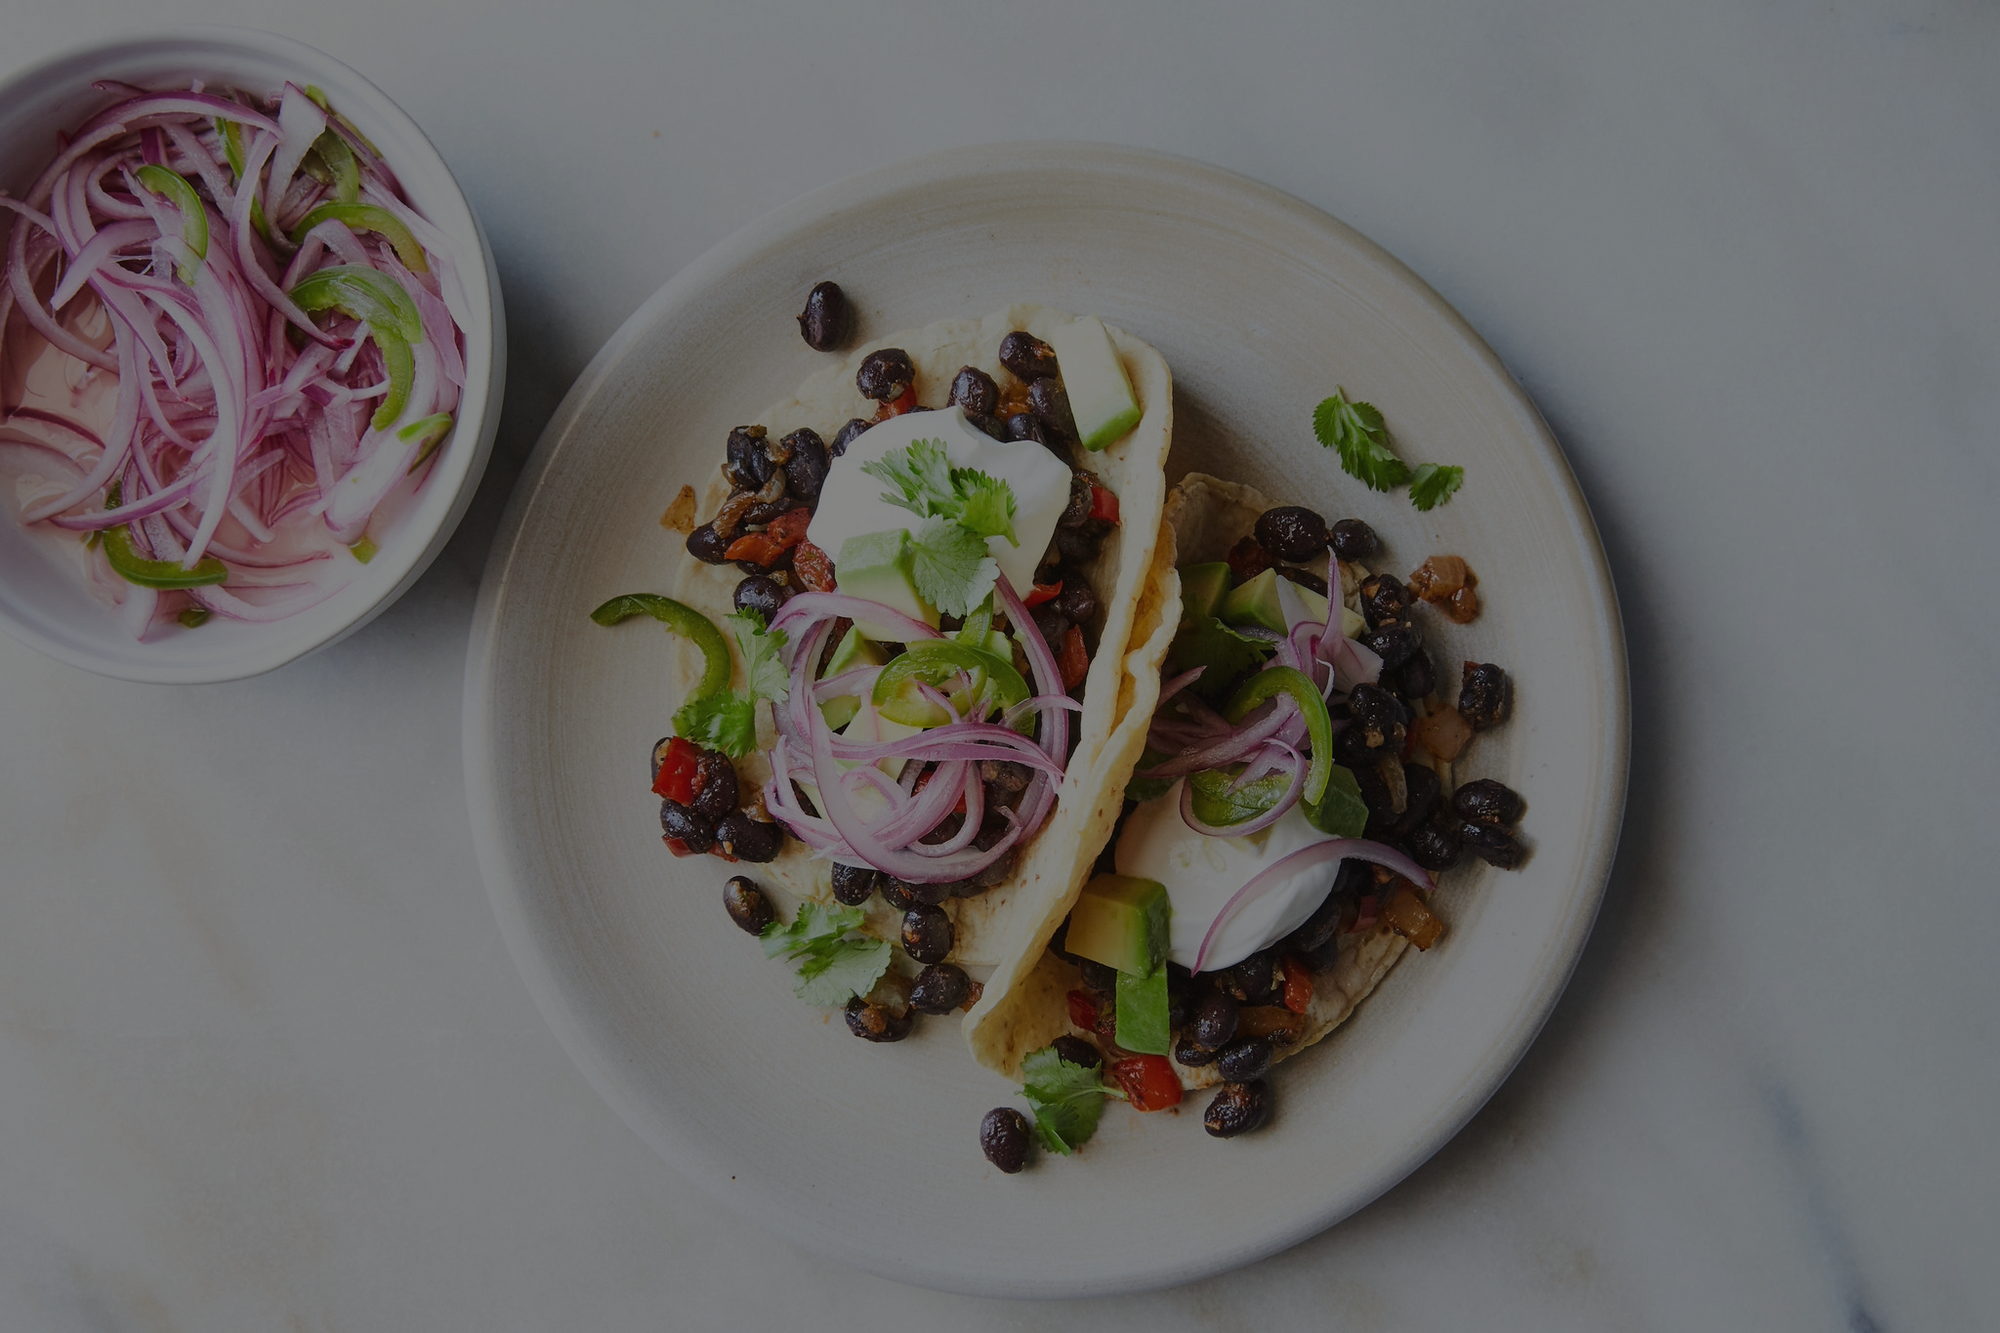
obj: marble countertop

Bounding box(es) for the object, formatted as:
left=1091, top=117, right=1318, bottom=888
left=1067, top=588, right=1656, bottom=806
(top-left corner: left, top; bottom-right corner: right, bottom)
left=3, top=2, right=1993, bottom=1327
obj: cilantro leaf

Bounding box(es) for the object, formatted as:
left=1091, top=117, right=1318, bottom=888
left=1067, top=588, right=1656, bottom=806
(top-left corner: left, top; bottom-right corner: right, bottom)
left=760, top=901, right=891, bottom=1007
left=1301, top=764, right=1370, bottom=837
left=726, top=609, right=790, bottom=704
left=672, top=692, right=760, bottom=757
left=1313, top=389, right=1410, bottom=493
left=908, top=515, right=998, bottom=617
left=951, top=468, right=1018, bottom=545
left=1187, top=766, right=1294, bottom=828
left=1166, top=615, right=1272, bottom=702
left=861, top=437, right=955, bottom=519
left=1408, top=463, right=1465, bottom=512
left=1020, top=1045, right=1126, bottom=1155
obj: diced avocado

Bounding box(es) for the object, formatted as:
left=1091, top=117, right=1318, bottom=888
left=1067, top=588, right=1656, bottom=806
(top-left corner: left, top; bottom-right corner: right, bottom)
left=1066, top=874, right=1170, bottom=977
left=835, top=529, right=939, bottom=639
left=818, top=627, right=887, bottom=731
left=873, top=639, right=1031, bottom=728
left=1178, top=561, right=1232, bottom=624
left=1045, top=315, right=1141, bottom=452
left=1114, top=965, right=1171, bottom=1055
left=1339, top=603, right=1366, bottom=639
left=1220, top=567, right=1330, bottom=634
left=838, top=699, right=924, bottom=780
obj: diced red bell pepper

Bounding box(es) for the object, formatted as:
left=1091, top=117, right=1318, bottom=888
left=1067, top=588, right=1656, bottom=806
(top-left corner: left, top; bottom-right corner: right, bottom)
left=651, top=737, right=701, bottom=803
left=874, top=386, right=919, bottom=420
left=1058, top=624, right=1088, bottom=691
left=1066, top=989, right=1099, bottom=1031
left=1088, top=483, right=1120, bottom=525
left=1281, top=955, right=1314, bottom=1014
left=661, top=835, right=695, bottom=858
left=724, top=506, right=813, bottom=567
left=1109, top=1055, right=1183, bottom=1112
left=792, top=540, right=836, bottom=592
left=1025, top=580, right=1063, bottom=608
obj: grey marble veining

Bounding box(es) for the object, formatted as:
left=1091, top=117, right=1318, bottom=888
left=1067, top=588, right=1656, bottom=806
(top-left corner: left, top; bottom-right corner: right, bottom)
left=3, top=0, right=1995, bottom=1327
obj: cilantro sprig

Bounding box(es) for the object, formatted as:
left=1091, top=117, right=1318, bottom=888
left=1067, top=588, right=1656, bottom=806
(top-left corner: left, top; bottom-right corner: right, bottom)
left=760, top=901, right=893, bottom=1007
left=1312, top=388, right=1465, bottom=512
left=859, top=439, right=1020, bottom=616
left=1019, top=1044, right=1126, bottom=1154
left=671, top=610, right=788, bottom=758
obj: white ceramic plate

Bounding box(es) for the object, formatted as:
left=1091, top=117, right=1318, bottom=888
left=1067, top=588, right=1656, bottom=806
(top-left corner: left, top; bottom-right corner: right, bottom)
left=464, top=143, right=1627, bottom=1298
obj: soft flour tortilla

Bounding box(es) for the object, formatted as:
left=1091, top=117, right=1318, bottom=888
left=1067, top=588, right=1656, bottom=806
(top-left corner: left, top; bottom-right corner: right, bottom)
left=666, top=306, right=1173, bottom=1067
left=977, top=473, right=1417, bottom=1087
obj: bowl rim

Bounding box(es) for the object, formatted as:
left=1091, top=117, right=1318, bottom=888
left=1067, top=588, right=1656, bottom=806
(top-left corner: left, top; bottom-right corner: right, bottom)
left=0, top=25, right=505, bottom=684
left=464, top=139, right=1630, bottom=1296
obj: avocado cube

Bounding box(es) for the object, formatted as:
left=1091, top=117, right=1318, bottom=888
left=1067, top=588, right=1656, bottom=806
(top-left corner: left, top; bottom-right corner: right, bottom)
left=1178, top=561, right=1232, bottom=624
left=1220, top=567, right=1331, bottom=634
left=818, top=627, right=887, bottom=730
left=1065, top=874, right=1170, bottom=977
left=835, top=529, right=939, bottom=639
left=1044, top=315, right=1142, bottom=452
left=1114, top=965, right=1171, bottom=1055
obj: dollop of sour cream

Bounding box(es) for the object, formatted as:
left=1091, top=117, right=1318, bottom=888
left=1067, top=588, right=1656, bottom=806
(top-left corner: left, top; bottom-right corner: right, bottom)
left=1115, top=780, right=1342, bottom=972
left=806, top=407, right=1073, bottom=596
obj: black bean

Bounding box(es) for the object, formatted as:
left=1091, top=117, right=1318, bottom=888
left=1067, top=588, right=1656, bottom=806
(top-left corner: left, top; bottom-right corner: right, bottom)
left=878, top=878, right=919, bottom=911
left=910, top=963, right=972, bottom=1014
left=1028, top=376, right=1078, bottom=440
left=1055, top=574, right=1098, bottom=625
left=901, top=903, right=955, bottom=964
left=1005, top=411, right=1041, bottom=442
left=1058, top=472, right=1093, bottom=529
left=1347, top=683, right=1408, bottom=754
left=856, top=348, right=915, bottom=402
left=1190, top=990, right=1240, bottom=1049
left=980, top=1107, right=1032, bottom=1173
left=1354, top=762, right=1397, bottom=834
left=948, top=365, right=1001, bottom=417
left=660, top=799, right=716, bottom=854
left=1393, top=762, right=1442, bottom=839
left=1203, top=1081, right=1271, bottom=1138
left=845, top=995, right=913, bottom=1043
left=1330, top=518, right=1380, bottom=561
left=1331, top=719, right=1383, bottom=770
left=722, top=876, right=773, bottom=935
left=1167, top=962, right=1194, bottom=1029
left=1384, top=648, right=1436, bottom=701
left=1459, top=662, right=1512, bottom=731
left=1454, top=778, right=1524, bottom=826
left=1456, top=819, right=1526, bottom=870
left=1358, top=573, right=1410, bottom=628
left=1405, top=818, right=1463, bottom=872
left=1214, top=950, right=1279, bottom=1005
left=686, top=521, right=732, bottom=565
left=714, top=811, right=783, bottom=863
left=828, top=417, right=870, bottom=458
left=830, top=862, right=879, bottom=906
left=1281, top=885, right=1346, bottom=957
left=796, top=280, right=851, bottom=351
left=733, top=574, right=790, bottom=621
left=1050, top=1034, right=1102, bottom=1068
left=980, top=759, right=1032, bottom=798
left=1362, top=621, right=1424, bottom=671
left=691, top=750, right=739, bottom=821
left=1053, top=525, right=1099, bottom=566
left=724, top=424, right=771, bottom=490
left=1276, top=566, right=1329, bottom=596
left=1031, top=604, right=1070, bottom=650
left=1214, top=1036, right=1274, bottom=1083
left=780, top=428, right=829, bottom=506
left=1175, top=1034, right=1220, bottom=1067
left=1077, top=958, right=1118, bottom=995
left=998, top=330, right=1059, bottom=381
left=1298, top=933, right=1344, bottom=974
left=968, top=413, right=1010, bottom=441
left=1254, top=506, right=1329, bottom=562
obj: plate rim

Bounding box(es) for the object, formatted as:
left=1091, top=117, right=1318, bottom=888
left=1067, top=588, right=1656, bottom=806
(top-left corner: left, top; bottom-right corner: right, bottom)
left=463, top=139, right=1630, bottom=1297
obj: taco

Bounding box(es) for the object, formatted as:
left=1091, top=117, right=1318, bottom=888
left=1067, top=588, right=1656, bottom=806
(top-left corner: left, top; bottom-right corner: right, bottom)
left=596, top=301, right=1177, bottom=1055
left=969, top=468, right=1528, bottom=1155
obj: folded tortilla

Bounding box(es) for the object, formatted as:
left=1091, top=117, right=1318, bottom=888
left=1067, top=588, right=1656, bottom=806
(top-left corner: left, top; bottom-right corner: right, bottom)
left=967, top=472, right=1414, bottom=1084
left=667, top=306, right=1175, bottom=1065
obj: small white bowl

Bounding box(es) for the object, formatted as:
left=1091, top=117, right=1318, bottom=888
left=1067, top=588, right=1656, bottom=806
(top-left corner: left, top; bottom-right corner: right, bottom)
left=0, top=28, right=505, bottom=683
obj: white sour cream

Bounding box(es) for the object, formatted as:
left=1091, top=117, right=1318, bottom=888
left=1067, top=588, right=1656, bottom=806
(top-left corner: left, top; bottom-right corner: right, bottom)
left=1115, top=780, right=1342, bottom=972
left=806, top=407, right=1073, bottom=597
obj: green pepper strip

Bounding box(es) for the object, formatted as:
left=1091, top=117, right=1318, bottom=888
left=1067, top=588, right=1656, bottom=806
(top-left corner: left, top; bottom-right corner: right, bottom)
left=872, top=639, right=1031, bottom=730
left=288, top=202, right=427, bottom=273
left=1221, top=665, right=1335, bottom=805
left=133, top=165, right=208, bottom=282
left=288, top=266, right=424, bottom=429
left=215, top=119, right=276, bottom=246
left=299, top=130, right=362, bottom=205
left=102, top=523, right=228, bottom=589
left=400, top=412, right=454, bottom=474
left=590, top=595, right=732, bottom=702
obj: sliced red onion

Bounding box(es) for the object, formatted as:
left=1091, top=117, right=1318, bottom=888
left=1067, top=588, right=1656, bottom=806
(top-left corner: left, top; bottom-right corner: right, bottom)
left=1139, top=697, right=1294, bottom=779
left=1190, top=837, right=1436, bottom=974
left=770, top=591, right=941, bottom=644
left=1157, top=666, right=1205, bottom=707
